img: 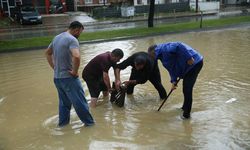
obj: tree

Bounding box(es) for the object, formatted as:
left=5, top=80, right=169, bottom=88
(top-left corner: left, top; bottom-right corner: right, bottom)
left=196, top=0, right=198, bottom=13
left=148, top=0, right=155, bottom=28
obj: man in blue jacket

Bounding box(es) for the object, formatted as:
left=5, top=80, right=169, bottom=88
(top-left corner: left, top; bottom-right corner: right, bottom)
left=148, top=42, right=203, bottom=119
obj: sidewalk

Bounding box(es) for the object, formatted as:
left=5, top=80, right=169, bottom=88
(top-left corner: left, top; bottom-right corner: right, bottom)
left=0, top=6, right=249, bottom=41
left=1, top=6, right=249, bottom=29
left=40, top=6, right=250, bottom=27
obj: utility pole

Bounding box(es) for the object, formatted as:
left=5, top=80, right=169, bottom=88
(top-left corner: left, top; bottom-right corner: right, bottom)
left=148, top=0, right=155, bottom=28
left=196, top=0, right=198, bottom=13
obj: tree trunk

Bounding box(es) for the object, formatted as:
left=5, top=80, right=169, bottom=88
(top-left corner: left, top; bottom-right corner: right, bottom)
left=196, top=0, right=198, bottom=13
left=148, top=0, right=155, bottom=28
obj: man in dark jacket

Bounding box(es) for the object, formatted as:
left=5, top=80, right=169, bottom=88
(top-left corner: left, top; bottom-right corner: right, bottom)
left=115, top=52, right=167, bottom=100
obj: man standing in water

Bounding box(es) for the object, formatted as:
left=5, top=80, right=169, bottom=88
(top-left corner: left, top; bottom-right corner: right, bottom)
left=148, top=42, right=203, bottom=119
left=45, top=21, right=95, bottom=127
left=115, top=52, right=167, bottom=100
left=82, top=49, right=124, bottom=108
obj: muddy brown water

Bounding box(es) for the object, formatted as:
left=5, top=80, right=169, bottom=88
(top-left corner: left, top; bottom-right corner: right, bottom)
left=0, top=26, right=250, bottom=149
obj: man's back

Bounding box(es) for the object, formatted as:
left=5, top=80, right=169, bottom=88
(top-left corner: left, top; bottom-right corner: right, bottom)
left=117, top=52, right=154, bottom=71
left=82, top=52, right=114, bottom=79
left=50, top=32, right=79, bottom=78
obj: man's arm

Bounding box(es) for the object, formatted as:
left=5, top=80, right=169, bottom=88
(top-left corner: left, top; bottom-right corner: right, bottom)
left=114, top=68, right=121, bottom=81
left=123, top=80, right=137, bottom=86
left=114, top=56, right=133, bottom=89
left=45, top=47, right=54, bottom=69
left=103, top=71, right=111, bottom=92
left=114, top=68, right=121, bottom=90
left=69, top=48, right=80, bottom=77
left=187, top=57, right=194, bottom=65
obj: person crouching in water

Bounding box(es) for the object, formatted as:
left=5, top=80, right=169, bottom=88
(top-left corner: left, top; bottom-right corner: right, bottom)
left=115, top=52, right=167, bottom=100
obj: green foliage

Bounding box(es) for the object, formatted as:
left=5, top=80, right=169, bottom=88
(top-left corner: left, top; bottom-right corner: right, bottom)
left=0, top=17, right=11, bottom=27
left=0, top=36, right=53, bottom=52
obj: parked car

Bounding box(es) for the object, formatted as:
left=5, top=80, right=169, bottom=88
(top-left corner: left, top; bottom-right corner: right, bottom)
left=49, top=2, right=64, bottom=14
left=14, top=5, right=42, bottom=25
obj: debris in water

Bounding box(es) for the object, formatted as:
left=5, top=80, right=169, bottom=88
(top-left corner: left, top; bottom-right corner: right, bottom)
left=0, top=97, right=6, bottom=103
left=225, top=98, right=237, bottom=103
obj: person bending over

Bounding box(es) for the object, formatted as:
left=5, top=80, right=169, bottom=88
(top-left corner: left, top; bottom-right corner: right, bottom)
left=115, top=52, right=167, bottom=100
left=148, top=42, right=203, bottom=119
left=82, top=49, right=124, bottom=107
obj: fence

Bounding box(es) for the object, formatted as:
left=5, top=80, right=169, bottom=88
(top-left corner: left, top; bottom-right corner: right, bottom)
left=92, top=2, right=190, bottom=18
left=135, top=2, right=190, bottom=13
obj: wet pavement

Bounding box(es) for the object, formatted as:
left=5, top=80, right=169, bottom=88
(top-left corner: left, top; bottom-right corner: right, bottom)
left=0, top=8, right=250, bottom=40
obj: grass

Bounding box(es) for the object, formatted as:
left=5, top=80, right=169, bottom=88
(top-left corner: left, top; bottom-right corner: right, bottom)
left=0, top=17, right=12, bottom=28
left=1, top=15, right=250, bottom=52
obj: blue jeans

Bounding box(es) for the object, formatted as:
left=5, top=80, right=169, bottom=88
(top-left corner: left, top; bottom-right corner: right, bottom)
left=54, top=77, right=95, bottom=127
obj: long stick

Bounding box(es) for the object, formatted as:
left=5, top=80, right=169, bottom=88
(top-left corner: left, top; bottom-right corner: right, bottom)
left=157, top=79, right=180, bottom=111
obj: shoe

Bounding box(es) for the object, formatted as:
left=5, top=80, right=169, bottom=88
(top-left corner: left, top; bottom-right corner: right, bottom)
left=180, top=113, right=190, bottom=120
left=176, top=107, right=184, bottom=111
left=84, top=122, right=95, bottom=127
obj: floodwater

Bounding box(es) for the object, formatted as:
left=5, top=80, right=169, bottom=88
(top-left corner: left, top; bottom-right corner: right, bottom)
left=0, top=26, right=250, bottom=150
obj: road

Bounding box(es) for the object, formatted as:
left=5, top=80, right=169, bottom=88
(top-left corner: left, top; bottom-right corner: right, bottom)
left=0, top=10, right=249, bottom=40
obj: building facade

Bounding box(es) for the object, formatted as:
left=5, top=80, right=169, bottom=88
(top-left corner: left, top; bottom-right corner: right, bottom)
left=0, top=0, right=75, bottom=16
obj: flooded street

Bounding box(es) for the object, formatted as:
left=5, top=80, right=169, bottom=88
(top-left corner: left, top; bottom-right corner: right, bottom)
left=2, top=12, right=247, bottom=40
left=0, top=26, right=250, bottom=149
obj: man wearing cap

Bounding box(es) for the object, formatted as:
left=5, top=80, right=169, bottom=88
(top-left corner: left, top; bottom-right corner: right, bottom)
left=45, top=21, right=95, bottom=127
left=115, top=52, right=167, bottom=100
left=148, top=42, right=203, bottom=119
left=82, top=49, right=124, bottom=107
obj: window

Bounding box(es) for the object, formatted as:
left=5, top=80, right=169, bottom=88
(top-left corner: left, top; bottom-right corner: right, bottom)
left=99, top=0, right=107, bottom=4
left=85, top=0, right=93, bottom=4
left=77, top=0, right=84, bottom=5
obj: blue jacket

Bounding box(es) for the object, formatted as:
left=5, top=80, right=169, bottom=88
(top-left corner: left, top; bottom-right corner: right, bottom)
left=155, top=42, right=203, bottom=83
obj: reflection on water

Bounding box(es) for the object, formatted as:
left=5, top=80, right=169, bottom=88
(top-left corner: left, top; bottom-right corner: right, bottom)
left=0, top=26, right=250, bottom=149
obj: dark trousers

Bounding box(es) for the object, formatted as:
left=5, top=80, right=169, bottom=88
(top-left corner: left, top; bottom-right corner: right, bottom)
left=127, top=66, right=167, bottom=99
left=182, top=60, right=203, bottom=117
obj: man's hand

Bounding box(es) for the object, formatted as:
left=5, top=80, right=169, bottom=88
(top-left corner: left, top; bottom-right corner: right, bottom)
left=171, top=82, right=178, bottom=90
left=187, top=57, right=194, bottom=65
left=90, top=99, right=97, bottom=108
left=115, top=80, right=121, bottom=90
left=68, top=70, right=79, bottom=77
left=123, top=81, right=130, bottom=87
